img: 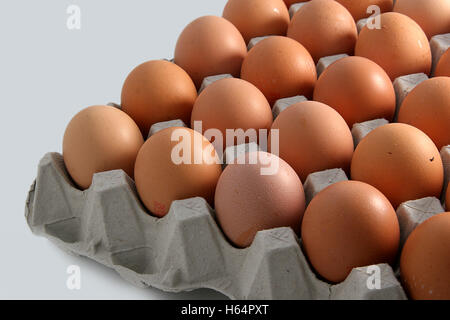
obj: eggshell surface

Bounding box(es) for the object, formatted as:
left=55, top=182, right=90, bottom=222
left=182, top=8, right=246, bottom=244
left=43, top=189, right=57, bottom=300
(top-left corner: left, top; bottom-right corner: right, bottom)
left=223, top=0, right=290, bottom=44
left=394, top=0, right=450, bottom=39
left=63, top=105, right=144, bottom=190
left=121, top=60, right=197, bottom=136
left=314, top=56, right=396, bottom=127
left=335, top=0, right=394, bottom=21
left=287, top=0, right=358, bottom=63
left=400, top=212, right=450, bottom=300
left=174, top=16, right=247, bottom=88
left=134, top=127, right=222, bottom=217
left=269, top=101, right=354, bottom=182
left=351, top=123, right=444, bottom=209
left=215, top=151, right=306, bottom=248
left=301, top=180, right=400, bottom=283
left=355, top=12, right=432, bottom=80
left=398, top=77, right=450, bottom=150
left=241, top=36, right=316, bottom=105
left=191, top=78, right=273, bottom=149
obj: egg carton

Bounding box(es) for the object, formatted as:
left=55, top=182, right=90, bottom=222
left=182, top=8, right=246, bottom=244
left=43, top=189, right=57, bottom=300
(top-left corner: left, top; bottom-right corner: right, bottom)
left=352, top=119, right=389, bottom=147
left=397, top=197, right=445, bottom=248
left=26, top=23, right=450, bottom=299
left=199, top=74, right=233, bottom=93
left=26, top=152, right=410, bottom=300
left=26, top=135, right=449, bottom=299
left=393, top=73, right=429, bottom=121
left=288, top=3, right=307, bottom=20
left=316, top=54, right=349, bottom=77
left=357, top=18, right=369, bottom=34
left=430, top=33, right=450, bottom=75
left=247, top=36, right=269, bottom=51
left=26, top=106, right=449, bottom=300
left=272, top=95, right=308, bottom=119
left=148, top=119, right=187, bottom=138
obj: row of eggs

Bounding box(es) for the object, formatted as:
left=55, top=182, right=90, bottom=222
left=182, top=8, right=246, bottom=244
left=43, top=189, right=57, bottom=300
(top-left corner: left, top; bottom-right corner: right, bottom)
left=61, top=0, right=450, bottom=299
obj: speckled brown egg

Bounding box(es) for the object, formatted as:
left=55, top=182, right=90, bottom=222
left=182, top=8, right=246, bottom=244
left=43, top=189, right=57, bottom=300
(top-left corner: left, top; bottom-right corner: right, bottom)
left=335, top=0, right=394, bottom=21
left=215, top=151, right=306, bottom=248
left=174, top=16, right=247, bottom=89
left=269, top=101, right=354, bottom=182
left=351, top=123, right=444, bottom=209
left=435, top=48, right=450, bottom=77
left=223, top=0, right=290, bottom=44
left=121, top=60, right=197, bottom=136
left=241, top=36, right=316, bottom=105
left=400, top=212, right=450, bottom=300
left=302, top=180, right=400, bottom=283
left=63, top=105, right=144, bottom=190
left=191, top=78, right=273, bottom=150
left=394, top=0, right=450, bottom=39
left=287, top=0, right=358, bottom=63
left=314, top=56, right=396, bottom=127
left=134, top=127, right=222, bottom=217
left=355, top=12, right=432, bottom=80
left=398, top=77, right=450, bottom=150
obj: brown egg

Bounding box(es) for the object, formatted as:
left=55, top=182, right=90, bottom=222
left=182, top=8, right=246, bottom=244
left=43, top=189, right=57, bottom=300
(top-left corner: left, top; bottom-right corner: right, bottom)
left=215, top=151, right=306, bottom=248
left=398, top=77, right=450, bottom=150
left=400, top=212, right=450, bottom=300
left=355, top=12, right=432, bottom=80
left=121, top=60, right=197, bottom=136
left=191, top=78, right=273, bottom=149
left=241, top=36, right=316, bottom=105
left=63, top=105, right=144, bottom=190
left=269, top=101, right=354, bottom=182
left=287, top=0, right=358, bottom=63
left=335, top=0, right=394, bottom=21
left=314, top=56, right=396, bottom=127
left=174, top=16, right=247, bottom=88
left=351, top=123, right=444, bottom=209
left=435, top=48, right=450, bottom=77
left=134, top=127, right=222, bottom=217
left=223, top=0, right=290, bottom=44
left=394, top=0, right=450, bottom=39
left=283, top=0, right=308, bottom=9
left=302, top=180, right=400, bottom=283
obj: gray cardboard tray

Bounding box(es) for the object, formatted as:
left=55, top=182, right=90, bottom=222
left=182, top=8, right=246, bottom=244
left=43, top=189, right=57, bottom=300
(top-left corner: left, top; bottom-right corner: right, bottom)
left=25, top=152, right=409, bottom=300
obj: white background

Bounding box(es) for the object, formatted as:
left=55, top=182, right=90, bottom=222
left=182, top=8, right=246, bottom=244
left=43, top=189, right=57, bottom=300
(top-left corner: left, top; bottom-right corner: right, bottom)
left=0, top=0, right=229, bottom=299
